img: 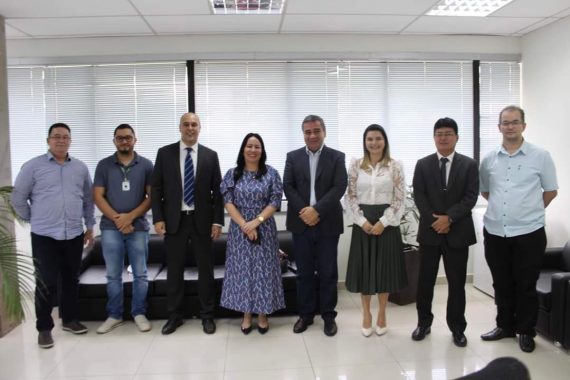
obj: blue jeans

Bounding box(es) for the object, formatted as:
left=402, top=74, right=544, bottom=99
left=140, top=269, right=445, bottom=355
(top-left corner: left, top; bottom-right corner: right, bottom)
left=101, top=229, right=149, bottom=318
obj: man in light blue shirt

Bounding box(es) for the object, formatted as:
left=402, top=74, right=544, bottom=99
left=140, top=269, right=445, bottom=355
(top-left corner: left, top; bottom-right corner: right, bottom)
left=479, top=105, right=558, bottom=353
left=11, top=123, right=95, bottom=349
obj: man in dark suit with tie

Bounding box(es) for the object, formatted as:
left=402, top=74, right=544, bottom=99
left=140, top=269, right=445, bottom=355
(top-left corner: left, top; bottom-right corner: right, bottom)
left=411, top=117, right=479, bottom=347
left=283, top=115, right=348, bottom=337
left=151, top=112, right=224, bottom=335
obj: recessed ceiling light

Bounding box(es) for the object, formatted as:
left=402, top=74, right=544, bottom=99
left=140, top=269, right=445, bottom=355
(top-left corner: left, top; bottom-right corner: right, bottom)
left=210, top=0, right=285, bottom=15
left=426, top=0, right=514, bottom=17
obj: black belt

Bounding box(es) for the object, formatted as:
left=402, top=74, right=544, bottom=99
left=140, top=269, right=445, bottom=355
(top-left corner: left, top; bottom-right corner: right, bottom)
left=181, top=210, right=195, bottom=215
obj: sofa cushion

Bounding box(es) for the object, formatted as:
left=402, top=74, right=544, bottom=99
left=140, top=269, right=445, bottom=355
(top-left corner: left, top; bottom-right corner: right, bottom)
left=79, top=263, right=163, bottom=298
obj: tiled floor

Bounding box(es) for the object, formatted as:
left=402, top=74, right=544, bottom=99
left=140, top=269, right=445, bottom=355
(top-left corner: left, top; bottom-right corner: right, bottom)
left=1, top=285, right=569, bottom=380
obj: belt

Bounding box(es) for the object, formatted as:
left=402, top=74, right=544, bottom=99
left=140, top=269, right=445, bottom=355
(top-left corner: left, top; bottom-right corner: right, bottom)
left=181, top=210, right=195, bottom=215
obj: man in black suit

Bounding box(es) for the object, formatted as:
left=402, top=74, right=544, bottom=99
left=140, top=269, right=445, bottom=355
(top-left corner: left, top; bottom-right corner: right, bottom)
left=151, top=112, right=224, bottom=335
left=411, top=117, right=479, bottom=347
left=283, top=115, right=347, bottom=337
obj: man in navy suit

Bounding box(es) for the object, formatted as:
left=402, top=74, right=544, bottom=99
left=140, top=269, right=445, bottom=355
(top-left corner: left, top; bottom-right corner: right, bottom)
left=151, top=113, right=224, bottom=335
left=283, top=115, right=347, bottom=336
left=411, top=117, right=479, bottom=347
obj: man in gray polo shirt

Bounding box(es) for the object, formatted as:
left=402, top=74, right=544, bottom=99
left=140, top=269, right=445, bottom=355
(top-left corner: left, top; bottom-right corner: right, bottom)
left=93, top=124, right=153, bottom=334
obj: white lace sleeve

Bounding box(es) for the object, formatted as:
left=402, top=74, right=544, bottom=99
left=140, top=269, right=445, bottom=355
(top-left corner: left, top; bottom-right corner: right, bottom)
left=379, top=160, right=406, bottom=227
left=345, top=157, right=368, bottom=227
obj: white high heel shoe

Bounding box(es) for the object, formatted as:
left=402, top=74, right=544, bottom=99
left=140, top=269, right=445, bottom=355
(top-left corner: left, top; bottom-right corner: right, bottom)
left=375, top=325, right=388, bottom=336
left=361, top=326, right=374, bottom=337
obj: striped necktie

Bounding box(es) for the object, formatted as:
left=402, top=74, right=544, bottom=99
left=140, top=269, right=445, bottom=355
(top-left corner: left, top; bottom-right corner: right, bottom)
left=184, top=147, right=194, bottom=207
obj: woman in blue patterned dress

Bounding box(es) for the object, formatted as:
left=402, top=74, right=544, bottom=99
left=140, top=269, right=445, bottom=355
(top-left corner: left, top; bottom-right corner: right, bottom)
left=220, top=133, right=285, bottom=334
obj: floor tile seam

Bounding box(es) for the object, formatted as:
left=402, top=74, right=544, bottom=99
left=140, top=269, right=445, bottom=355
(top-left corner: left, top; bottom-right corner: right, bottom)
left=132, top=328, right=163, bottom=377
left=43, top=332, right=83, bottom=379
left=300, top=331, right=318, bottom=379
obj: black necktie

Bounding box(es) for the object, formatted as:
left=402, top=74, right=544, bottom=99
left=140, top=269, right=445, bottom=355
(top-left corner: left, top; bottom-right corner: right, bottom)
left=440, top=157, right=449, bottom=190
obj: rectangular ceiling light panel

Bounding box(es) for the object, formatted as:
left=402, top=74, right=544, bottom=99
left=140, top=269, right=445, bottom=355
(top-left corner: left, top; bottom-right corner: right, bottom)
left=210, top=0, right=285, bottom=14
left=426, top=0, right=515, bottom=17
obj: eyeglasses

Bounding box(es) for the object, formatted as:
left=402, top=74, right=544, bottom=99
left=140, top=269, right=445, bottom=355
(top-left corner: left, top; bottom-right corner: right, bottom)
left=49, top=135, right=71, bottom=141
left=114, top=136, right=134, bottom=142
left=500, top=120, right=523, bottom=127
left=434, top=132, right=455, bottom=138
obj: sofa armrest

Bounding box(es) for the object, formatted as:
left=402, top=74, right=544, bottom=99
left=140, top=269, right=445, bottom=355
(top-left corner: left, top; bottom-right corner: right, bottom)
left=550, top=272, right=570, bottom=344
left=80, top=243, right=97, bottom=273
left=542, top=247, right=563, bottom=270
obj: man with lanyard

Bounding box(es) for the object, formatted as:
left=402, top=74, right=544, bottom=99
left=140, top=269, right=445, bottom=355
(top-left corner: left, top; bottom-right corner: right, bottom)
left=93, top=124, right=153, bottom=334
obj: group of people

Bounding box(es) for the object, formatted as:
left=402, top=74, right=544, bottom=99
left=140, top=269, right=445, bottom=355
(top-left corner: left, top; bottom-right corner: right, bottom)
left=10, top=106, right=557, bottom=356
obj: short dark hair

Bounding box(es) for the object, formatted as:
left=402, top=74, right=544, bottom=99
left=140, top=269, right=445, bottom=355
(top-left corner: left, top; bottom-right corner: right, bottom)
left=433, top=117, right=458, bottom=135
left=48, top=122, right=70, bottom=137
left=499, top=105, right=525, bottom=124
left=114, top=123, right=135, bottom=136
left=302, top=115, right=326, bottom=132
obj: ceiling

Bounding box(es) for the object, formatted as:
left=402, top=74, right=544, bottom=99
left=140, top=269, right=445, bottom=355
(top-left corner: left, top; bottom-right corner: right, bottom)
left=1, top=0, right=570, bottom=39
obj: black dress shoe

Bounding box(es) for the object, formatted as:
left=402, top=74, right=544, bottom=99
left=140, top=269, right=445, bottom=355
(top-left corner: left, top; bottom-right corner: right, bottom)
left=411, top=326, right=431, bottom=341
left=258, top=325, right=269, bottom=334
left=480, top=327, right=516, bottom=341
left=452, top=331, right=468, bottom=347
left=241, top=325, right=252, bottom=335
left=324, top=320, right=338, bottom=337
left=161, top=317, right=183, bottom=335
left=202, top=318, right=216, bottom=334
left=293, top=318, right=313, bottom=333
left=519, top=334, right=536, bottom=353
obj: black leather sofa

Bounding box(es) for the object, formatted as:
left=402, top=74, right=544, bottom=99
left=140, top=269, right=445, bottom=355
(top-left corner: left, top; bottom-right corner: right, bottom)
left=77, top=231, right=297, bottom=320
left=535, top=241, right=570, bottom=347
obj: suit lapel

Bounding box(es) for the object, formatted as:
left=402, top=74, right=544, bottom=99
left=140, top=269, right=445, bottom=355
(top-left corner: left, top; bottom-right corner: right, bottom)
left=429, top=154, right=443, bottom=189
left=195, top=144, right=203, bottom=182
left=447, top=153, right=461, bottom=190
left=315, top=146, right=326, bottom=180
left=298, top=148, right=310, bottom=181
left=172, top=143, right=183, bottom=189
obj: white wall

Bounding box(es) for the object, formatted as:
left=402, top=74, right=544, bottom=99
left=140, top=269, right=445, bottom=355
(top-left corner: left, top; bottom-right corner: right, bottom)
left=6, top=34, right=520, bottom=64
left=522, top=18, right=570, bottom=247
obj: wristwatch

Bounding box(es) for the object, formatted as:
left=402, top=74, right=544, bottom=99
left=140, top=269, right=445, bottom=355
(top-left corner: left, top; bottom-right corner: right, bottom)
left=257, top=215, right=265, bottom=223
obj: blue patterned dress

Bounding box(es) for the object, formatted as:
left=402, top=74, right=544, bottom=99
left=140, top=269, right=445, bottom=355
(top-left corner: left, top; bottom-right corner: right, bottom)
left=220, top=165, right=286, bottom=314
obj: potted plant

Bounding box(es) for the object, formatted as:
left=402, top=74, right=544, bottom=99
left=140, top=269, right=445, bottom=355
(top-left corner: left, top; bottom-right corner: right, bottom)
left=390, top=185, right=420, bottom=305
left=0, top=185, right=35, bottom=334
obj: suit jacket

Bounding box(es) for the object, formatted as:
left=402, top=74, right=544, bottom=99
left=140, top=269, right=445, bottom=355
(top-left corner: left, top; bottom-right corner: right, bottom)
left=151, top=142, right=224, bottom=235
left=412, top=152, right=478, bottom=248
left=283, top=145, right=347, bottom=236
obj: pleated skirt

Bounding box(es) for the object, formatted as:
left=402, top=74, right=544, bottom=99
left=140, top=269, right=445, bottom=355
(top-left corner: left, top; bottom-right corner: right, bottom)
left=345, top=204, right=408, bottom=295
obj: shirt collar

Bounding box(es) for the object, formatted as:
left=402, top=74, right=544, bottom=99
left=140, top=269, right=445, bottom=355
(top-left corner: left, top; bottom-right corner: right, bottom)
left=180, top=140, right=199, bottom=153
left=305, top=144, right=324, bottom=156
left=47, top=151, right=70, bottom=162
left=436, top=151, right=455, bottom=162
left=499, top=139, right=527, bottom=156
left=113, top=151, right=138, bottom=165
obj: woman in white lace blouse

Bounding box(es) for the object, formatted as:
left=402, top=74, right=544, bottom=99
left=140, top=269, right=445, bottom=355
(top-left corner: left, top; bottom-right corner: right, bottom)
left=345, top=124, right=408, bottom=337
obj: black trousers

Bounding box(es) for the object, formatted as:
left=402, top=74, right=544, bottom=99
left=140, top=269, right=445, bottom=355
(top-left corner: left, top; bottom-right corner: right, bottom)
left=31, top=232, right=84, bottom=332
left=293, top=225, right=339, bottom=321
left=164, top=213, right=215, bottom=319
left=484, top=227, right=546, bottom=336
left=416, top=240, right=468, bottom=333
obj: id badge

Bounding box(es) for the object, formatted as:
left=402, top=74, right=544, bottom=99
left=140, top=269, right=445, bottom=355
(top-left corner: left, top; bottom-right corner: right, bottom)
left=122, top=180, right=130, bottom=191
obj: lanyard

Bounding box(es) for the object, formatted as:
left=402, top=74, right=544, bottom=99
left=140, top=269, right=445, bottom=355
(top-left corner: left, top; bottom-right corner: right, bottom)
left=120, top=165, right=132, bottom=181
